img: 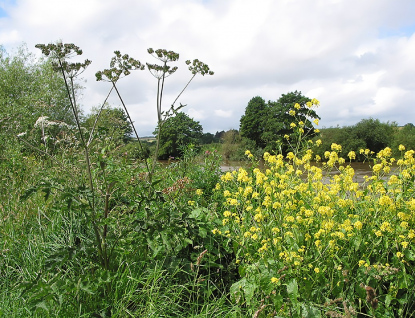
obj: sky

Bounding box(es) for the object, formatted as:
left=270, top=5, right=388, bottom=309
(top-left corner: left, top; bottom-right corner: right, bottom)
left=1, top=0, right=415, bottom=136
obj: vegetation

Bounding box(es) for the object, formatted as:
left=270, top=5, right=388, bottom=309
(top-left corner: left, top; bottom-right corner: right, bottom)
left=314, top=119, right=401, bottom=161
left=240, top=91, right=320, bottom=153
left=154, top=111, right=203, bottom=159
left=2, top=42, right=415, bottom=317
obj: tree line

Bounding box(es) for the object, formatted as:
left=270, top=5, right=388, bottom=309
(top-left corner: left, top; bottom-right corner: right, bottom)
left=2, top=44, right=415, bottom=162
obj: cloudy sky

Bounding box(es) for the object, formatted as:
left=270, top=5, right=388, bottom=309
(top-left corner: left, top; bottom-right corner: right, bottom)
left=1, top=0, right=415, bottom=136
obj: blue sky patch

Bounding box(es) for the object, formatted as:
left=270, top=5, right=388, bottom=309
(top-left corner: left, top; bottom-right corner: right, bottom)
left=379, top=23, right=415, bottom=38
left=0, top=7, right=8, bottom=18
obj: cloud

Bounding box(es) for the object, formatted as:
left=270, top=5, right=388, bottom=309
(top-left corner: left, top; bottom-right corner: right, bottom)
left=0, top=0, right=414, bottom=135
left=214, top=109, right=232, bottom=118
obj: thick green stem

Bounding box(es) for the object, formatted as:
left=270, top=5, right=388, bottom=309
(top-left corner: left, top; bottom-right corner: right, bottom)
left=58, top=59, right=104, bottom=266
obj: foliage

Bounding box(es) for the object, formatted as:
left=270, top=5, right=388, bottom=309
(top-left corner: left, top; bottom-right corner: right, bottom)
left=0, top=44, right=75, bottom=158
left=353, top=118, right=397, bottom=153
left=5, top=42, right=220, bottom=316
left=392, top=123, right=415, bottom=154
left=239, top=96, right=268, bottom=148
left=154, top=112, right=203, bottom=159
left=315, top=119, right=399, bottom=161
left=201, top=132, right=220, bottom=144
left=212, top=99, right=415, bottom=317
left=83, top=104, right=133, bottom=145
left=6, top=41, right=415, bottom=317
left=240, top=91, right=320, bottom=154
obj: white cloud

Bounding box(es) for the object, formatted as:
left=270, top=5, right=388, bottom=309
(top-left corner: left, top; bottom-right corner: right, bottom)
left=1, top=0, right=414, bottom=135
left=214, top=109, right=233, bottom=118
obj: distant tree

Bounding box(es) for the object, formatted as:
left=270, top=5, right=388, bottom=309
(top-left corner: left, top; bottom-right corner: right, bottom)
left=154, top=112, right=203, bottom=159
left=0, top=44, right=76, bottom=156
left=354, top=118, right=397, bottom=153
left=239, top=91, right=320, bottom=153
left=201, top=132, right=218, bottom=144
left=313, top=126, right=366, bottom=161
left=392, top=123, right=415, bottom=153
left=239, top=96, right=267, bottom=148
left=263, top=91, right=320, bottom=152
left=221, top=129, right=241, bottom=160
left=83, top=105, right=132, bottom=145
left=215, top=130, right=225, bottom=141
left=0, top=45, right=75, bottom=131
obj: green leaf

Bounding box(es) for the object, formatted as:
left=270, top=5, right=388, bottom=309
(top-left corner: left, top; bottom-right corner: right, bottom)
left=385, top=294, right=393, bottom=307
left=287, top=279, right=298, bottom=298
left=34, top=301, right=50, bottom=313
left=301, top=303, right=321, bottom=318
left=198, top=226, right=207, bottom=238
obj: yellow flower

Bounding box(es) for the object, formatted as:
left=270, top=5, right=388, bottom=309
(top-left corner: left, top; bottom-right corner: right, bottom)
left=196, top=189, right=203, bottom=196
left=289, top=110, right=296, bottom=116
left=401, top=241, right=409, bottom=249
left=294, top=103, right=301, bottom=109
left=354, top=221, right=363, bottom=230
left=313, top=118, right=319, bottom=125
left=399, top=144, right=405, bottom=151
left=223, top=210, right=232, bottom=218
left=271, top=277, right=279, bottom=284
left=358, top=260, right=366, bottom=267
left=372, top=164, right=382, bottom=173
left=314, top=267, right=320, bottom=273
left=188, top=200, right=195, bottom=206
left=290, top=122, right=296, bottom=128
left=347, top=151, right=356, bottom=160
left=396, top=252, right=404, bottom=258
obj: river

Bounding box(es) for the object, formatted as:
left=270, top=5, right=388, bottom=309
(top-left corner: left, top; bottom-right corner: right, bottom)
left=220, top=160, right=396, bottom=185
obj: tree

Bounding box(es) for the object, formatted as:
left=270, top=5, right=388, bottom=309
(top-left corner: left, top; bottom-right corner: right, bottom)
left=393, top=123, right=415, bottom=153
left=263, top=91, right=320, bottom=151
left=201, top=132, right=218, bottom=144
left=353, top=118, right=397, bottom=153
left=154, top=112, right=203, bottom=159
left=83, top=105, right=133, bottom=145
left=0, top=44, right=76, bottom=157
left=0, top=45, right=75, bottom=132
left=239, top=96, right=267, bottom=148
left=239, top=91, right=320, bottom=153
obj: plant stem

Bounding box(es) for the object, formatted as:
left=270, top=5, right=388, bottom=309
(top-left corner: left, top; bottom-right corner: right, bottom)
left=112, top=82, right=151, bottom=176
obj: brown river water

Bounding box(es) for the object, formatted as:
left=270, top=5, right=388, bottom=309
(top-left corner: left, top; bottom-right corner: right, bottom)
left=220, top=161, right=397, bottom=185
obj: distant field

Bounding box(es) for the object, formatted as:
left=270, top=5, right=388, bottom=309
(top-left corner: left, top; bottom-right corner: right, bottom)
left=136, top=136, right=156, bottom=142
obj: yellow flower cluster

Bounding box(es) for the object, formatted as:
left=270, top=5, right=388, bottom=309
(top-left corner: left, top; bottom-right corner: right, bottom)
left=211, top=100, right=414, bottom=305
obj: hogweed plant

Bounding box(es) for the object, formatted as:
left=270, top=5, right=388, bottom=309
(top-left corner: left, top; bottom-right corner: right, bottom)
left=18, top=42, right=214, bottom=314
left=212, top=100, right=415, bottom=317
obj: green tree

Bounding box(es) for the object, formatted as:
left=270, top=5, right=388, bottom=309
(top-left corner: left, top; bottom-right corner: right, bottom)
left=263, top=91, right=320, bottom=152
left=0, top=44, right=75, bottom=157
left=354, top=118, right=397, bottom=153
left=313, top=126, right=366, bottom=161
left=154, top=112, right=203, bottom=159
left=392, top=123, right=415, bottom=154
left=83, top=105, right=133, bottom=145
left=239, top=96, right=268, bottom=148
left=201, top=132, right=219, bottom=144
left=239, top=91, right=320, bottom=153
left=0, top=45, right=75, bottom=133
